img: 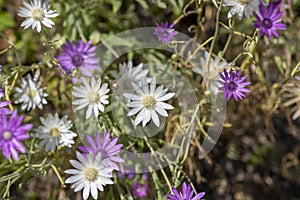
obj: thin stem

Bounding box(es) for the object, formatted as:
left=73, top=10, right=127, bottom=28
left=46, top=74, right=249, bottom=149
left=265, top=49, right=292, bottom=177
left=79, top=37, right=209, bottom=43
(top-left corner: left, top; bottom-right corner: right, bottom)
left=205, top=0, right=223, bottom=80
left=192, top=37, right=214, bottom=56
left=221, top=19, right=235, bottom=57
left=291, top=62, right=300, bottom=77
left=143, top=137, right=173, bottom=192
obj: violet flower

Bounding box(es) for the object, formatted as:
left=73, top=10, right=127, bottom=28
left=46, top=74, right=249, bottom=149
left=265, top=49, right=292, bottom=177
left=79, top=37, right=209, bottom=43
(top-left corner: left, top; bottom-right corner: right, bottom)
left=132, top=182, right=148, bottom=198
left=57, top=39, right=99, bottom=77
left=78, top=132, right=124, bottom=170
left=167, top=182, right=205, bottom=200
left=0, top=110, right=32, bottom=160
left=253, top=0, right=286, bottom=38
left=219, top=69, right=251, bottom=101
left=154, top=22, right=177, bottom=44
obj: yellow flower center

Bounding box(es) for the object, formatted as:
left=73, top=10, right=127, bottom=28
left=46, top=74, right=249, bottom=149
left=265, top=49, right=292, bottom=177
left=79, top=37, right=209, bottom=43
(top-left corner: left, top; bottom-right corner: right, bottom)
left=3, top=131, right=12, bottom=140
left=142, top=95, right=156, bottom=109
left=31, top=8, right=44, bottom=21
left=87, top=91, right=100, bottom=103
left=238, top=0, right=251, bottom=4
left=27, top=89, right=37, bottom=98
left=84, top=167, right=98, bottom=182
left=50, top=127, right=60, bottom=138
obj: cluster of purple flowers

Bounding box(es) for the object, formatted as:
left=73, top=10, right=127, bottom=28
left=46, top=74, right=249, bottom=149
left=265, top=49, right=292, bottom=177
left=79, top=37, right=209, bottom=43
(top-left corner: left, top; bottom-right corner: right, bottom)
left=218, top=0, right=286, bottom=101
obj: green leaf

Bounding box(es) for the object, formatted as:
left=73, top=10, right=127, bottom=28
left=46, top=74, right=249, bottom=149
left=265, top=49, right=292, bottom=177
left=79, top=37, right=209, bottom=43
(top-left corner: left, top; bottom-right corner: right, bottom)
left=111, top=0, right=122, bottom=13
left=0, top=12, right=15, bottom=31
left=136, top=0, right=149, bottom=9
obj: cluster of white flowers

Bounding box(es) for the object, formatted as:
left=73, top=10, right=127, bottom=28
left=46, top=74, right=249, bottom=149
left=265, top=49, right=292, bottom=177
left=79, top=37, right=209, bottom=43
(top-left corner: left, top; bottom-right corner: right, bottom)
left=112, top=61, right=175, bottom=127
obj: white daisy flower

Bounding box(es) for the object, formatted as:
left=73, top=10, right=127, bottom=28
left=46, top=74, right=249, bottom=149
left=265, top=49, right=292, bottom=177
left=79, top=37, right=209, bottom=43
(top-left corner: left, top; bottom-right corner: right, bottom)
left=123, top=77, right=175, bottom=127
left=223, top=0, right=260, bottom=20
left=14, top=73, right=48, bottom=111
left=111, top=61, right=149, bottom=91
left=35, top=113, right=77, bottom=152
left=72, top=77, right=110, bottom=119
left=65, top=151, right=114, bottom=200
left=18, top=0, right=59, bottom=32
left=192, top=51, right=228, bottom=94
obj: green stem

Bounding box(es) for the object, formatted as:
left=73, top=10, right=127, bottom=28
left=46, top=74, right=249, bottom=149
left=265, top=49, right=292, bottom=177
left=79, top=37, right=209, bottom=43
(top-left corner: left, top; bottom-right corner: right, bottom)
left=291, top=62, right=300, bottom=77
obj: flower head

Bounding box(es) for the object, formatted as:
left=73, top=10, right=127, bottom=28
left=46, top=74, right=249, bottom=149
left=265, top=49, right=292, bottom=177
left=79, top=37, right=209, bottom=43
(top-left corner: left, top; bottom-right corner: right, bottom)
left=18, top=0, right=59, bottom=32
left=132, top=182, right=148, bottom=198
left=35, top=113, right=77, bottom=152
left=0, top=110, right=32, bottom=160
left=192, top=51, right=228, bottom=94
left=154, top=22, right=177, bottom=44
left=167, top=182, right=205, bottom=200
left=111, top=61, right=149, bottom=91
left=72, top=77, right=110, bottom=119
left=123, top=77, right=175, bottom=127
left=223, top=0, right=260, bottom=20
left=78, top=132, right=124, bottom=170
left=65, top=151, right=114, bottom=200
left=57, top=39, right=100, bottom=77
left=219, top=69, right=251, bottom=101
left=253, top=1, right=286, bottom=38
left=14, top=73, right=48, bottom=111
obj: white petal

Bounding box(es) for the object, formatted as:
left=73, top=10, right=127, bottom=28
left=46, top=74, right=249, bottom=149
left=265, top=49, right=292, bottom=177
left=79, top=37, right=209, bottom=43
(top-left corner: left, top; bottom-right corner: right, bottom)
left=156, top=93, right=175, bottom=101
left=20, top=18, right=34, bottom=29
left=36, top=22, right=42, bottom=32
left=127, top=106, right=143, bottom=116
left=65, top=175, right=83, bottom=183
left=83, top=185, right=90, bottom=200
left=86, top=106, right=93, bottom=119
left=154, top=106, right=168, bottom=117
left=142, top=110, right=151, bottom=127
left=150, top=110, right=160, bottom=127
left=157, top=102, right=174, bottom=110
left=64, top=169, right=80, bottom=175
left=90, top=183, right=98, bottom=199
left=134, top=109, right=145, bottom=126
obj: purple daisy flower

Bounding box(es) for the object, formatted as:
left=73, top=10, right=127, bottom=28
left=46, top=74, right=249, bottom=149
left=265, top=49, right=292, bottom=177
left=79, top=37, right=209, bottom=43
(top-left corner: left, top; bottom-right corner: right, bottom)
left=56, top=39, right=100, bottom=77
left=78, top=131, right=124, bottom=170
left=0, top=110, right=32, bottom=160
left=253, top=0, right=286, bottom=38
left=132, top=182, right=148, bottom=198
left=219, top=69, right=251, bottom=101
left=154, top=22, right=177, bottom=44
left=167, top=182, right=205, bottom=200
